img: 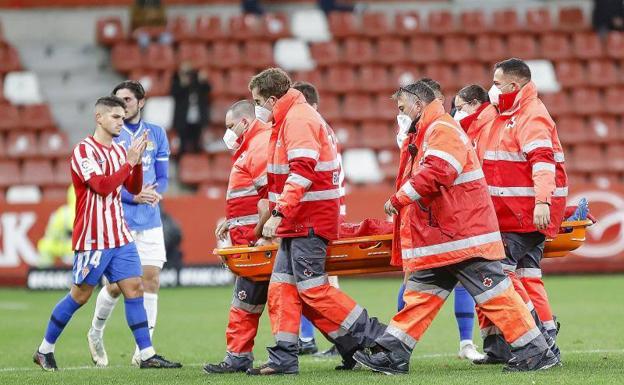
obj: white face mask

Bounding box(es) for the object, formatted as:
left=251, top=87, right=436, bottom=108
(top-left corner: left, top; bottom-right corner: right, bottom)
left=222, top=128, right=240, bottom=150
left=488, top=84, right=502, bottom=106
left=396, top=114, right=412, bottom=148
left=254, top=98, right=273, bottom=123
left=453, top=110, right=469, bottom=122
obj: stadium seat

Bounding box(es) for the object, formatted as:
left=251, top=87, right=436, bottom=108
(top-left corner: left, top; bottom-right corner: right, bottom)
left=21, top=104, right=55, bottom=131
left=529, top=60, right=560, bottom=93
left=589, top=173, right=620, bottom=188
left=319, top=94, right=341, bottom=122
left=407, top=37, right=441, bottom=64
left=0, top=44, right=21, bottom=74
left=274, top=39, right=314, bottom=72
left=539, top=91, right=572, bottom=117
left=6, top=185, right=41, bottom=204
left=143, top=96, right=174, bottom=130
left=390, top=64, right=422, bottom=88
left=566, top=171, right=587, bottom=186
left=38, top=131, right=71, bottom=159
left=606, top=32, right=624, bottom=60
left=205, top=69, right=226, bottom=97
left=555, top=116, right=586, bottom=144
left=229, top=14, right=262, bottom=41
left=344, top=38, right=374, bottom=65
left=361, top=12, right=392, bottom=38
left=328, top=12, right=360, bottom=38
left=375, top=38, right=407, bottom=65
left=209, top=97, right=232, bottom=125
left=0, top=133, right=5, bottom=159
left=53, top=160, right=72, bottom=186
left=571, top=88, right=604, bottom=116
left=0, top=77, right=5, bottom=104
left=291, top=69, right=325, bottom=92
left=176, top=42, right=210, bottom=68
left=261, top=13, right=290, bottom=41
left=342, top=149, right=383, bottom=184
left=606, top=144, right=624, bottom=171
left=441, top=36, right=474, bottom=63
left=168, top=15, right=194, bottom=42
left=331, top=122, right=358, bottom=149
left=210, top=152, right=231, bottom=183
left=373, top=93, right=399, bottom=122
left=3, top=71, right=42, bottom=105
left=587, top=60, right=618, bottom=87
left=145, top=44, right=175, bottom=71
left=357, top=65, right=390, bottom=93
left=572, top=32, right=605, bottom=60
left=0, top=160, right=20, bottom=187
left=343, top=94, right=375, bottom=122
left=422, top=63, right=457, bottom=90
left=243, top=40, right=274, bottom=69
left=325, top=66, right=356, bottom=94
left=210, top=42, right=242, bottom=69
left=604, top=87, right=624, bottom=115
left=474, top=36, right=507, bottom=63
left=539, top=34, right=572, bottom=61
left=0, top=104, right=20, bottom=131
left=360, top=122, right=395, bottom=150
left=6, top=132, right=37, bottom=159
left=111, top=43, right=143, bottom=73
left=225, top=68, right=255, bottom=97
left=570, top=144, right=605, bottom=172
left=427, top=10, right=455, bottom=35
left=310, top=41, right=341, bottom=67
left=587, top=116, right=620, bottom=143
left=507, top=35, right=539, bottom=60
left=21, top=159, right=55, bottom=186
left=492, top=9, right=521, bottom=34
left=129, top=70, right=172, bottom=97
left=377, top=149, right=399, bottom=181
left=394, top=11, right=423, bottom=37
left=557, top=7, right=589, bottom=32
left=459, top=10, right=488, bottom=35
left=96, top=17, right=125, bottom=46
left=178, top=153, right=211, bottom=185
left=290, top=9, right=331, bottom=43
left=555, top=60, right=586, bottom=88
left=195, top=15, right=225, bottom=42
left=526, top=8, right=553, bottom=34
left=457, top=63, right=489, bottom=88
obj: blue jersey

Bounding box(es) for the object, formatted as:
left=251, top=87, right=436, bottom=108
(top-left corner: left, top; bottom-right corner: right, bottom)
left=115, top=120, right=170, bottom=231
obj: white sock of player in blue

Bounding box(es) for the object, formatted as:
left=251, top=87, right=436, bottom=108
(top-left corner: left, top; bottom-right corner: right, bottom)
left=91, top=287, right=119, bottom=335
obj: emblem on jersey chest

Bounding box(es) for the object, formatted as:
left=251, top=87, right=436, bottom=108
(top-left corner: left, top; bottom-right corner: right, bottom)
left=146, top=140, right=155, bottom=151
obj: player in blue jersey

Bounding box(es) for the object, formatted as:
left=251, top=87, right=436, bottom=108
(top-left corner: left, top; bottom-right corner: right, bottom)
left=87, top=81, right=172, bottom=367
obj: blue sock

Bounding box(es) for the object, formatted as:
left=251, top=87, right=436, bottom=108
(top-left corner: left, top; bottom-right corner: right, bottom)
left=44, top=293, right=82, bottom=344
left=124, top=297, right=152, bottom=350
left=397, top=283, right=406, bottom=311
left=454, top=285, right=475, bottom=342
left=300, top=316, right=315, bottom=340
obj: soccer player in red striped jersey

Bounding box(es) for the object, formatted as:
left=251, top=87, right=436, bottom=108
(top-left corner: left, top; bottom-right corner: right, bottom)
left=33, top=96, right=181, bottom=371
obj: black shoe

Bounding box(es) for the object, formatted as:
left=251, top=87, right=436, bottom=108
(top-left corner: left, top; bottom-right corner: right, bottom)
left=298, top=338, right=318, bottom=355
left=33, top=350, right=58, bottom=372
left=472, top=354, right=508, bottom=365
left=246, top=362, right=298, bottom=376
left=503, top=349, right=559, bottom=372
left=353, top=349, right=409, bottom=375
left=314, top=345, right=340, bottom=358
left=203, top=361, right=248, bottom=374
left=140, top=354, right=183, bottom=369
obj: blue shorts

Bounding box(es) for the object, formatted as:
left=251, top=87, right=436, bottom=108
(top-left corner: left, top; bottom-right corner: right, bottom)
left=72, top=242, right=143, bottom=286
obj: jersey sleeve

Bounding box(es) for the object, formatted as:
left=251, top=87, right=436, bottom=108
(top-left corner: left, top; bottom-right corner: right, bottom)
left=71, top=143, right=103, bottom=183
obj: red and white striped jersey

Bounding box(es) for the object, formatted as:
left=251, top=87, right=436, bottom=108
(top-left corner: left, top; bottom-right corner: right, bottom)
left=70, top=136, right=133, bottom=251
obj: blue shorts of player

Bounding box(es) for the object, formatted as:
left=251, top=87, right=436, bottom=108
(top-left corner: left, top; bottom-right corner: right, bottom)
left=73, top=242, right=142, bottom=286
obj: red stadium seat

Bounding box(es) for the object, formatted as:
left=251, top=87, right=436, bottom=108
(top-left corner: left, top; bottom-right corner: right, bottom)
left=0, top=77, right=5, bottom=104
left=209, top=97, right=231, bottom=125
left=492, top=9, right=521, bottom=34
left=427, top=10, right=455, bottom=35
left=145, top=44, right=175, bottom=71
left=606, top=32, right=624, bottom=60
left=571, top=88, right=604, bottom=116
left=389, top=65, right=422, bottom=89
left=96, top=17, right=125, bottom=46
left=331, top=122, right=358, bottom=149
left=407, top=37, right=441, bottom=64
left=42, top=186, right=69, bottom=200
left=129, top=70, right=172, bottom=97
left=205, top=70, right=226, bottom=97
left=555, top=116, right=586, bottom=144
left=344, top=38, right=374, bottom=65
left=555, top=60, right=586, bottom=88
left=21, top=104, right=54, bottom=131
left=361, top=12, right=392, bottom=38
left=459, top=10, right=488, bottom=35
left=176, top=42, right=210, bottom=68
left=506, top=35, right=538, bottom=60
left=168, top=15, right=194, bottom=42
left=474, top=36, right=508, bottom=63
left=225, top=68, right=255, bottom=98
left=606, top=144, right=624, bottom=172
left=422, top=63, right=457, bottom=90
left=357, top=65, right=390, bottom=93
left=111, top=43, right=143, bottom=73
left=21, top=159, right=55, bottom=186
left=557, top=7, right=589, bottom=32
left=587, top=60, right=618, bottom=87
left=195, top=15, right=225, bottom=42
left=570, top=144, right=605, bottom=173
left=343, top=95, right=375, bottom=122
left=539, top=34, right=572, bottom=61
left=526, top=8, right=553, bottom=34
left=261, top=13, right=290, bottom=41
left=229, top=14, right=262, bottom=41
left=210, top=152, right=231, bottom=183
left=373, top=93, right=398, bottom=122
left=328, top=12, right=360, bottom=38
left=394, top=11, right=423, bottom=37
left=52, top=160, right=72, bottom=186
left=572, top=32, right=605, bottom=60
left=587, top=116, right=620, bottom=143
left=178, top=153, right=211, bottom=185
left=0, top=104, right=20, bottom=131
left=38, top=131, right=71, bottom=159
left=325, top=66, right=356, bottom=94
left=457, top=63, right=489, bottom=89
left=6, top=132, right=37, bottom=159
left=0, top=133, right=5, bottom=159
left=441, top=36, right=474, bottom=63
left=360, top=122, right=394, bottom=150
left=318, top=95, right=341, bottom=122
left=242, top=40, right=274, bottom=69
left=211, top=42, right=242, bottom=69
left=604, top=87, right=624, bottom=115
left=291, top=69, right=326, bottom=93
left=310, top=41, right=341, bottom=67
left=539, top=91, right=572, bottom=117
left=0, top=160, right=21, bottom=187
left=0, top=44, right=21, bottom=74
left=589, top=173, right=621, bottom=187
left=376, top=38, right=406, bottom=65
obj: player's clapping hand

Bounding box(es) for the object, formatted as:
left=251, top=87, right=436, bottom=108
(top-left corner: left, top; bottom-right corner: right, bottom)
left=127, top=130, right=149, bottom=166
left=215, top=220, right=230, bottom=241
left=133, top=183, right=162, bottom=206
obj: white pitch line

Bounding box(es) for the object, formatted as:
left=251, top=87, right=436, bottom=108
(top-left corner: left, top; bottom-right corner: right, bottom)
left=2, top=349, right=622, bottom=373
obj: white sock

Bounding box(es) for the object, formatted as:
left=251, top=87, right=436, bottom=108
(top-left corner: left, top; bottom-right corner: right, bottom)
left=140, top=346, right=156, bottom=361
left=143, top=292, right=158, bottom=338
left=39, top=338, right=55, bottom=354
left=91, top=287, right=120, bottom=334
left=300, top=337, right=313, bottom=343
left=460, top=339, right=474, bottom=349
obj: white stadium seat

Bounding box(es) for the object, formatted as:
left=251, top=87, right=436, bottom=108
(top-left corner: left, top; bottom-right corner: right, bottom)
left=6, top=185, right=42, bottom=204
left=342, top=148, right=383, bottom=184
left=143, top=96, right=174, bottom=130
left=291, top=10, right=331, bottom=42
left=274, top=38, right=315, bottom=72
left=3, top=71, right=43, bottom=105
left=527, top=60, right=561, bottom=93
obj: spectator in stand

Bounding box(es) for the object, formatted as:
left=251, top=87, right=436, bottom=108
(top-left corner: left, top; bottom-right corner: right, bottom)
left=171, top=62, right=211, bottom=155
left=592, top=0, right=624, bottom=35
left=242, top=0, right=364, bottom=15
left=242, top=0, right=264, bottom=14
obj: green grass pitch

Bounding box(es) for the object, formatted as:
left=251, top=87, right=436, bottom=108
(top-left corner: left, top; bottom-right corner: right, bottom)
left=0, top=275, right=623, bottom=384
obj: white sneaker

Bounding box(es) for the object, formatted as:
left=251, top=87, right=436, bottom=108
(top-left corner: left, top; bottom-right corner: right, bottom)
left=131, top=349, right=141, bottom=367
left=458, top=342, right=486, bottom=361
left=87, top=328, right=109, bottom=367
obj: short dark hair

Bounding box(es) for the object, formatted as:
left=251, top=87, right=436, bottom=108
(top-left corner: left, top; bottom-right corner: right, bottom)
left=227, top=99, right=255, bottom=120
left=112, top=80, right=146, bottom=100
left=292, top=81, right=319, bottom=106
left=248, top=68, right=291, bottom=99
left=392, top=81, right=436, bottom=104
left=494, top=58, right=531, bottom=82
left=419, top=77, right=442, bottom=95
left=457, top=84, right=490, bottom=104
left=95, top=95, right=126, bottom=110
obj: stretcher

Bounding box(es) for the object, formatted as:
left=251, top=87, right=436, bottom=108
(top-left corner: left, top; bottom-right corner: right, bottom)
left=215, top=219, right=593, bottom=282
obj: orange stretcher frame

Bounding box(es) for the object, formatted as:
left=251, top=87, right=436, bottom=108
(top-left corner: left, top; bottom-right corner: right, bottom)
left=215, top=220, right=593, bottom=282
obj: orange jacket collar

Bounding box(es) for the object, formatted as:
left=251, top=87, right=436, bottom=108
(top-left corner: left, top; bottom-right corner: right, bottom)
left=234, top=119, right=271, bottom=158
left=415, top=100, right=446, bottom=146
left=499, top=81, right=538, bottom=116
left=272, top=88, right=306, bottom=128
